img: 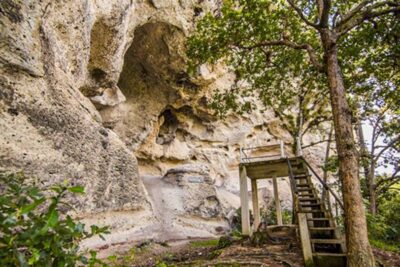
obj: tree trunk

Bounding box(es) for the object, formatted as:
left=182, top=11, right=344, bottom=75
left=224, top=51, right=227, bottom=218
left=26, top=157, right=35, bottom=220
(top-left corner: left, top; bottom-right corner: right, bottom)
left=322, top=125, right=333, bottom=206
left=368, top=161, right=377, bottom=216
left=356, top=119, right=370, bottom=185
left=355, top=119, right=378, bottom=215
left=322, top=31, right=375, bottom=267
left=370, top=186, right=377, bottom=216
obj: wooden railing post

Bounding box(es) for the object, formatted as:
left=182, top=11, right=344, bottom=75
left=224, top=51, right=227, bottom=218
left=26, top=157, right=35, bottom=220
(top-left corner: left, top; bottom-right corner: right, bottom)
left=296, top=137, right=303, bottom=156
left=251, top=179, right=260, bottom=231
left=239, top=165, right=251, bottom=236
left=298, top=213, right=315, bottom=267
left=273, top=175, right=283, bottom=226
left=280, top=140, right=285, bottom=158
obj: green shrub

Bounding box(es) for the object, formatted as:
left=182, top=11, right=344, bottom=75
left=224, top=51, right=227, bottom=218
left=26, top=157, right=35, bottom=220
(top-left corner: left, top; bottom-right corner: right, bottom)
left=367, top=191, right=400, bottom=252
left=261, top=206, right=292, bottom=225
left=0, top=172, right=109, bottom=266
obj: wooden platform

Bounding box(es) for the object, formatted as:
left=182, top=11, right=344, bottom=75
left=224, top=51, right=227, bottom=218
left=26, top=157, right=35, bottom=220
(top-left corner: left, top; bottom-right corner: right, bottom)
left=240, top=157, right=306, bottom=179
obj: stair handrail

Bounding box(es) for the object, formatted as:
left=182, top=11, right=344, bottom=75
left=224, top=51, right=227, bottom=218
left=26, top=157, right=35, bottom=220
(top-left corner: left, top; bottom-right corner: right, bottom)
left=240, top=139, right=285, bottom=163
left=286, top=157, right=298, bottom=194
left=300, top=157, right=345, bottom=211
left=287, top=157, right=314, bottom=266
left=286, top=158, right=299, bottom=213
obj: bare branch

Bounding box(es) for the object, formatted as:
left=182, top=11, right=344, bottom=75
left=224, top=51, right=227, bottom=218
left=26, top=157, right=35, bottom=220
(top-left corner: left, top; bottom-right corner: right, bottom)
left=302, top=138, right=335, bottom=149
left=234, top=40, right=324, bottom=71
left=301, top=115, right=331, bottom=137
left=287, top=0, right=320, bottom=28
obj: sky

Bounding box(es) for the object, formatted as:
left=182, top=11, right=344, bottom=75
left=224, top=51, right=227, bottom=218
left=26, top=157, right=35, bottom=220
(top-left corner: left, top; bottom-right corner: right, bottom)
left=362, top=123, right=397, bottom=175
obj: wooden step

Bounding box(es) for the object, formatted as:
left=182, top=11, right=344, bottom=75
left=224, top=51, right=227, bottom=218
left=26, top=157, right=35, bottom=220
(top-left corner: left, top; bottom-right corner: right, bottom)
left=301, top=203, right=322, bottom=207
left=294, top=175, right=309, bottom=179
left=297, top=193, right=315, bottom=197
left=311, top=239, right=343, bottom=244
left=297, top=188, right=314, bottom=192
left=307, top=217, right=331, bottom=221
left=309, top=227, right=336, bottom=231
left=299, top=198, right=318, bottom=202
left=297, top=184, right=312, bottom=187
left=299, top=209, right=326, bottom=214
left=313, top=252, right=346, bottom=257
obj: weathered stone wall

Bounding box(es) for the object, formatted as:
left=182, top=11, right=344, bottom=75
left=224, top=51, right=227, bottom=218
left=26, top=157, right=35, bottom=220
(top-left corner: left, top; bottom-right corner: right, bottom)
left=0, top=0, right=326, bottom=247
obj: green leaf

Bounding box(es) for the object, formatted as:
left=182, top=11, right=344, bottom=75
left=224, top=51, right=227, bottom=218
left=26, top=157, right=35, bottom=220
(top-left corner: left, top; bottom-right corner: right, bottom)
left=47, top=209, right=59, bottom=228
left=20, top=198, right=45, bottom=214
left=67, top=186, right=85, bottom=194
left=28, top=249, right=40, bottom=265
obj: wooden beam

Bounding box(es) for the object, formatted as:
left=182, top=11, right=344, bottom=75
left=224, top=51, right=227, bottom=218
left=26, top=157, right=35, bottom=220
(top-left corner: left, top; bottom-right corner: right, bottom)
left=298, top=213, right=315, bottom=267
left=273, top=176, right=283, bottom=225
left=251, top=179, right=260, bottom=231
left=239, top=165, right=251, bottom=236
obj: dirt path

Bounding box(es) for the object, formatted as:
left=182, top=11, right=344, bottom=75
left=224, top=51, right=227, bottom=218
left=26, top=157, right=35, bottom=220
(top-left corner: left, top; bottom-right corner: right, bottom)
left=102, top=237, right=304, bottom=267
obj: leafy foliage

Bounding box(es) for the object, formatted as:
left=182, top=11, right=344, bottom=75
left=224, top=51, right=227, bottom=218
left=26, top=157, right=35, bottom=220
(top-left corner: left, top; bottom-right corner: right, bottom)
left=0, top=172, right=109, bottom=266
left=188, top=0, right=331, bottom=149
left=261, top=206, right=292, bottom=226
left=367, top=190, right=400, bottom=252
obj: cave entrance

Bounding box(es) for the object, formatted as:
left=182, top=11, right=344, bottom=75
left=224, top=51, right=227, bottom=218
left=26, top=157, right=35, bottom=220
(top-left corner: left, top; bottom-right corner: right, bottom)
left=156, top=109, right=179, bottom=145
left=117, top=22, right=186, bottom=100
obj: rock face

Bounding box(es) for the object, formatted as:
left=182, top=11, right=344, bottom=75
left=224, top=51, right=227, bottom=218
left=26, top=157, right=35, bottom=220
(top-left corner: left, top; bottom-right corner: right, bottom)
left=0, top=0, right=326, bottom=247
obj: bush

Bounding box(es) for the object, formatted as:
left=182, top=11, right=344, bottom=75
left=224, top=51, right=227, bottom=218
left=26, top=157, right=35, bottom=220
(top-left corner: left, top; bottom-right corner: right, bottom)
left=0, top=172, right=109, bottom=266
left=367, top=191, right=400, bottom=252
left=261, top=206, right=292, bottom=225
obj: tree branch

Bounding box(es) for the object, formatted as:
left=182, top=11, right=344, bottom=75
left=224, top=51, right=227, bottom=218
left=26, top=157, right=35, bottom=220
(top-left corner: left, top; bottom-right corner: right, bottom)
left=316, top=0, right=324, bottom=22
left=336, top=0, right=373, bottom=27
left=373, top=135, right=400, bottom=163
left=287, top=0, right=320, bottom=28
left=377, top=176, right=400, bottom=194
left=319, top=0, right=331, bottom=28
left=337, top=2, right=400, bottom=36
left=302, top=138, right=334, bottom=149
left=234, top=40, right=324, bottom=72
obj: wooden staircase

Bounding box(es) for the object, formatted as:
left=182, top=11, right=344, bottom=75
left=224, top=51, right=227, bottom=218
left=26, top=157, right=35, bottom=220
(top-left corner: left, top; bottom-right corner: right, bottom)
left=287, top=158, right=347, bottom=267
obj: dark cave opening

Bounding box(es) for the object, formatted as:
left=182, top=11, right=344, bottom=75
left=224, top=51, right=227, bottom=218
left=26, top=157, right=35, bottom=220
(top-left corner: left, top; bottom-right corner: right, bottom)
left=156, top=109, right=179, bottom=145
left=117, top=22, right=187, bottom=99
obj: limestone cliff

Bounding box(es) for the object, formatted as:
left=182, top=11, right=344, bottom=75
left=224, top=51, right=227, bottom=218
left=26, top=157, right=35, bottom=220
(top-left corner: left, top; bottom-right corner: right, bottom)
left=0, top=0, right=326, bottom=247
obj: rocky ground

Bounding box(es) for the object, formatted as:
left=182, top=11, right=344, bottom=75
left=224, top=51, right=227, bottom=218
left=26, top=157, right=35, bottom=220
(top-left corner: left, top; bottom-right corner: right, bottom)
left=95, top=226, right=400, bottom=267
left=98, top=226, right=304, bottom=267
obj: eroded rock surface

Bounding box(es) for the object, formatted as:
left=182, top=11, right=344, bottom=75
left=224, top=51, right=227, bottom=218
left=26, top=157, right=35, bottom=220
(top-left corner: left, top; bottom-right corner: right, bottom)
left=0, top=0, right=326, bottom=247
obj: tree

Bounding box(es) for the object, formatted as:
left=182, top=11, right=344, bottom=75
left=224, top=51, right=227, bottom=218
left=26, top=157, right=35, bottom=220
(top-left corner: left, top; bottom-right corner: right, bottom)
left=188, top=1, right=399, bottom=265
left=347, top=14, right=400, bottom=216
left=357, top=88, right=400, bottom=215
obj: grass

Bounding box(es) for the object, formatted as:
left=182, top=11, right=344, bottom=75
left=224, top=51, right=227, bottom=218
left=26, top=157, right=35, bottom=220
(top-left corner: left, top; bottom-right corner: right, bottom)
left=370, top=239, right=400, bottom=253
left=189, top=239, right=219, bottom=248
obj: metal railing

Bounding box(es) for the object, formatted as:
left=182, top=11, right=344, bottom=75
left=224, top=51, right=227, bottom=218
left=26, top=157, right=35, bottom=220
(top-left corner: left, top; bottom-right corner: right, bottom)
left=240, top=139, right=286, bottom=163
left=300, top=157, right=345, bottom=211
left=287, top=157, right=299, bottom=217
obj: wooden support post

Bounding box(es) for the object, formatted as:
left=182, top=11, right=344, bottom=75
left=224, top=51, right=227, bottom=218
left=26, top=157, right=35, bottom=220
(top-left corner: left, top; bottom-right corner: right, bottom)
left=280, top=140, right=285, bottom=158
left=298, top=213, right=314, bottom=267
left=251, top=179, right=260, bottom=231
left=239, top=165, right=251, bottom=236
left=273, top=176, right=283, bottom=226
left=296, top=137, right=303, bottom=156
